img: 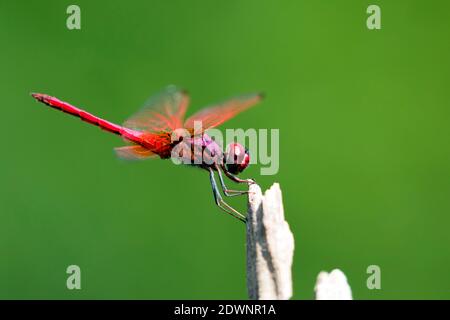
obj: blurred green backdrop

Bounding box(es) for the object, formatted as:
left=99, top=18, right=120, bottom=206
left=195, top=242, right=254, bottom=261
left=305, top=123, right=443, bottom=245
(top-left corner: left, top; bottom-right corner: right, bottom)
left=1, top=0, right=450, bottom=299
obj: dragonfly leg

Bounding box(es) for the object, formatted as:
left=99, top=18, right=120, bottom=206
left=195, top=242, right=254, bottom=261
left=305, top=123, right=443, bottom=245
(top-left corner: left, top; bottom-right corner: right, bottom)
left=209, top=168, right=246, bottom=223
left=215, top=164, right=252, bottom=197
left=221, top=164, right=256, bottom=185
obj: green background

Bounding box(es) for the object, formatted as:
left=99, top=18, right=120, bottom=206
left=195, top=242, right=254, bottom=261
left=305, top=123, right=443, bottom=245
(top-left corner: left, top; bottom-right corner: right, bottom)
left=1, top=0, right=449, bottom=299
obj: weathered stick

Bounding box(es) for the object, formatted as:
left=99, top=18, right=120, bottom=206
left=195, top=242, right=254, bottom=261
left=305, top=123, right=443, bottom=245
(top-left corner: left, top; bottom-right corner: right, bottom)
left=314, top=269, right=353, bottom=300
left=246, top=183, right=295, bottom=300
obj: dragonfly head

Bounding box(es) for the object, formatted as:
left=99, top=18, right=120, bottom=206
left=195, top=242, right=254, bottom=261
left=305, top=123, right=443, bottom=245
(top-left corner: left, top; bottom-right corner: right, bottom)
left=224, top=143, right=250, bottom=174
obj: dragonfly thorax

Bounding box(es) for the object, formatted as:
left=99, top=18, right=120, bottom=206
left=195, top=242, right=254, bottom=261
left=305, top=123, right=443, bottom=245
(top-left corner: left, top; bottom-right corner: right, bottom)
left=172, top=134, right=249, bottom=174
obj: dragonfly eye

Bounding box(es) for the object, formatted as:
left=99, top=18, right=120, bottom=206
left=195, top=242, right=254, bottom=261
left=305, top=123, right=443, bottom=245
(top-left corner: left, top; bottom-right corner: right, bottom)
left=225, top=143, right=250, bottom=174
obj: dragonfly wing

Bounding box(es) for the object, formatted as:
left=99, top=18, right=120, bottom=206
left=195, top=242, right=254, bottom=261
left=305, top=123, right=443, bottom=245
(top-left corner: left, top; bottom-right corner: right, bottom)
left=124, top=85, right=190, bottom=133
left=114, top=145, right=158, bottom=160
left=183, top=93, right=263, bottom=131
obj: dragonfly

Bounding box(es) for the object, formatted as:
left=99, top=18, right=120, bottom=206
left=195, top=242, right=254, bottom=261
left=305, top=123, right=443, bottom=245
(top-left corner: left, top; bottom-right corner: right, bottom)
left=31, top=86, right=263, bottom=222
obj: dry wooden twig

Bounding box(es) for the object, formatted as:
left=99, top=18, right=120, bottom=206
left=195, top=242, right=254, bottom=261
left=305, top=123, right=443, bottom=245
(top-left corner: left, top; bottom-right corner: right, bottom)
left=246, top=183, right=295, bottom=300
left=314, top=269, right=353, bottom=300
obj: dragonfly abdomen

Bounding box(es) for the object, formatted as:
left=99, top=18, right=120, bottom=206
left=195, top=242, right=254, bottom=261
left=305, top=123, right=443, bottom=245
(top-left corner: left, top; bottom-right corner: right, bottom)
left=31, top=93, right=143, bottom=144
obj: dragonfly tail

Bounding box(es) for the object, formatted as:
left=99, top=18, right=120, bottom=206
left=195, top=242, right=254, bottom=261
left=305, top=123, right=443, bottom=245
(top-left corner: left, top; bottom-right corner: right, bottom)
left=31, top=93, right=142, bottom=143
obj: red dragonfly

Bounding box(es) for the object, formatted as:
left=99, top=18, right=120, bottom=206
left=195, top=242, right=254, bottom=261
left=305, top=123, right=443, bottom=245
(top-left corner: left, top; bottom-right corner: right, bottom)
left=31, top=86, right=263, bottom=222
